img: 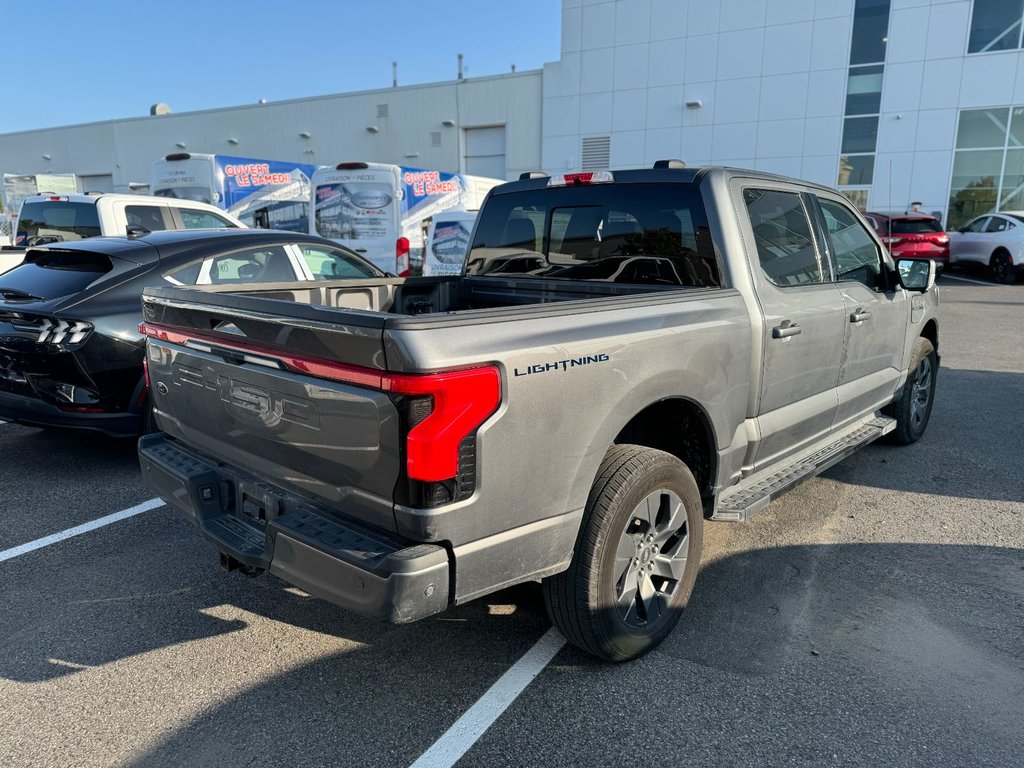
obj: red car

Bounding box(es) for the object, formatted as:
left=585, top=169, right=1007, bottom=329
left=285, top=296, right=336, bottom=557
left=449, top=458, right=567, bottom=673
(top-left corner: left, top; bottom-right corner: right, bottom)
left=863, top=213, right=950, bottom=271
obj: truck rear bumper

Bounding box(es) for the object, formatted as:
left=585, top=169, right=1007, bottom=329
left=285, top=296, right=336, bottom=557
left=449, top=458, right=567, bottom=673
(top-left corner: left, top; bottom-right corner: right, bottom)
left=138, top=433, right=450, bottom=624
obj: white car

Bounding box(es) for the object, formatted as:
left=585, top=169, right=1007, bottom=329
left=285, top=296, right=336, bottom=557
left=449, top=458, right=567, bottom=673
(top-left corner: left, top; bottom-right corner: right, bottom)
left=948, top=212, right=1024, bottom=284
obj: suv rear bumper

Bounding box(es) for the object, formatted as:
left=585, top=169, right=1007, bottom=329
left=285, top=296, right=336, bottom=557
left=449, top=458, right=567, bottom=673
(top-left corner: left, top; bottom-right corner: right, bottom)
left=138, top=433, right=450, bottom=624
left=0, top=388, right=140, bottom=437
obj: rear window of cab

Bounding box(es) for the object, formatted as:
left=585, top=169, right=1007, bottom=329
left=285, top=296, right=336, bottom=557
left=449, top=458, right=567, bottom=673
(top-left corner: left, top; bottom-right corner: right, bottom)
left=467, top=182, right=720, bottom=288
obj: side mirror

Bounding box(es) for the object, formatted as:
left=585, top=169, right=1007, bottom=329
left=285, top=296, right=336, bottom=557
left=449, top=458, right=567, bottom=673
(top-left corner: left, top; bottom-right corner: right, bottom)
left=957, top=227, right=967, bottom=234
left=126, top=224, right=150, bottom=239
left=895, top=258, right=935, bottom=292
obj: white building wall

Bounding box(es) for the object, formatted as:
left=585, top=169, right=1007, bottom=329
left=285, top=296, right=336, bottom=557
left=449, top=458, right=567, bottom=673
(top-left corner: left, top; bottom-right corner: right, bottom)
left=0, top=72, right=542, bottom=194
left=545, top=0, right=853, bottom=184
left=547, top=0, right=1024, bottom=223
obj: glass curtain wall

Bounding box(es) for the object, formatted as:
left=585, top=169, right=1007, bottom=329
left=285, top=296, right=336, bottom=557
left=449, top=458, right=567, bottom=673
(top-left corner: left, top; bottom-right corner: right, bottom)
left=948, top=106, right=1024, bottom=228
left=968, top=0, right=1024, bottom=53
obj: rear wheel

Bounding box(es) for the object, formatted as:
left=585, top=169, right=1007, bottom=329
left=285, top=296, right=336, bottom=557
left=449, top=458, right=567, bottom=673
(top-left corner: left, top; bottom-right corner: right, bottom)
left=886, top=337, right=936, bottom=445
left=542, top=445, right=703, bottom=662
left=990, top=251, right=1016, bottom=284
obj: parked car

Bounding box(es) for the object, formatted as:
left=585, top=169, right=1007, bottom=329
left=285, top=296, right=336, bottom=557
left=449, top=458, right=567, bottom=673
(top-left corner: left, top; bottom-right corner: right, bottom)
left=863, top=212, right=949, bottom=272
left=0, top=192, right=245, bottom=275
left=947, top=212, right=1024, bottom=284
left=138, top=164, right=939, bottom=661
left=0, top=229, right=383, bottom=437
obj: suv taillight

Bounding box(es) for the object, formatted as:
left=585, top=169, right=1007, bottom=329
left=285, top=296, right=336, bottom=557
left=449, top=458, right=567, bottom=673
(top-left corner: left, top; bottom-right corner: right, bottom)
left=396, top=236, right=411, bottom=276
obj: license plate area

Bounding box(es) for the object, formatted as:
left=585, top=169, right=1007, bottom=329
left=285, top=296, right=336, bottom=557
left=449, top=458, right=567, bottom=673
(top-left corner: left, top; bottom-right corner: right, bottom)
left=236, top=479, right=284, bottom=530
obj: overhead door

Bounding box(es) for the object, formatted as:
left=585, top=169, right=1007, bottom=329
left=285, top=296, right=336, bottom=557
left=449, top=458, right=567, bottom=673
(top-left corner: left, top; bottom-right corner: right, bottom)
left=464, top=126, right=506, bottom=179
left=78, top=174, right=114, bottom=193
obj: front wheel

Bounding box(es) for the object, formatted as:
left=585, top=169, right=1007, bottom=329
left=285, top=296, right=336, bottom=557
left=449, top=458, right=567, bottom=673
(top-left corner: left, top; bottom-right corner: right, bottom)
left=886, top=337, right=937, bottom=445
left=542, top=445, right=703, bottom=662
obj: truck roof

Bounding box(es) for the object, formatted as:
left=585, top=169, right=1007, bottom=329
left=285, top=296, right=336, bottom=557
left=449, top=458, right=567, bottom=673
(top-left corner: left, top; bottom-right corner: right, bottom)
left=492, top=165, right=842, bottom=198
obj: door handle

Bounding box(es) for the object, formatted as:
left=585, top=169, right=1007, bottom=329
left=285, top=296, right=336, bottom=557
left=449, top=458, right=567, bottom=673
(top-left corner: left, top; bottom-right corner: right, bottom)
left=849, top=308, right=872, bottom=323
left=771, top=320, right=802, bottom=339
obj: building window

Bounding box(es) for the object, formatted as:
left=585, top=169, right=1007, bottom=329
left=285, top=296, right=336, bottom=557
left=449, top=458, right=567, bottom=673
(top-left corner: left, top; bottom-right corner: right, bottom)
left=849, top=0, right=891, bottom=64
left=948, top=105, right=1024, bottom=228
left=838, top=155, right=876, bottom=185
left=838, top=0, right=891, bottom=202
left=968, top=0, right=1024, bottom=53
left=845, top=65, right=884, bottom=115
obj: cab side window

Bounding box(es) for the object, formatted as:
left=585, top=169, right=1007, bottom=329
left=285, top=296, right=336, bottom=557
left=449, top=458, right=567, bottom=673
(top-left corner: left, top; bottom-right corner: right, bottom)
left=125, top=205, right=170, bottom=233
left=963, top=217, right=989, bottom=233
left=816, top=198, right=883, bottom=290
left=743, top=188, right=823, bottom=286
left=986, top=217, right=1009, bottom=232
left=179, top=209, right=237, bottom=229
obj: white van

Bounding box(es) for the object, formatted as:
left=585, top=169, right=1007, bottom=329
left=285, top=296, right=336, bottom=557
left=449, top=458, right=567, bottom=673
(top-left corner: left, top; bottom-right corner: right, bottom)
left=310, top=162, right=501, bottom=275
left=422, top=210, right=479, bottom=276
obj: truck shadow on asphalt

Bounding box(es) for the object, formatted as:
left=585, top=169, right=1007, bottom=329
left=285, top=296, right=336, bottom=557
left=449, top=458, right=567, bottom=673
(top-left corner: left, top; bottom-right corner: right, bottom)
left=115, top=539, right=1020, bottom=767
left=4, top=530, right=1021, bottom=765
left=822, top=367, right=1023, bottom=503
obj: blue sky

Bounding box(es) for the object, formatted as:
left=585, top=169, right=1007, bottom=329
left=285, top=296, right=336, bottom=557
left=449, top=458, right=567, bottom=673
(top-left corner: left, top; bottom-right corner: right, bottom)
left=2, top=0, right=561, bottom=134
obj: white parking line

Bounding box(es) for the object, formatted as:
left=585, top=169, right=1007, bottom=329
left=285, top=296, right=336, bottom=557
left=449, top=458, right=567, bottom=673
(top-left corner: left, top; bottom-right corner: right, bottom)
left=0, top=498, right=164, bottom=563
left=409, top=627, right=566, bottom=768
left=941, top=274, right=997, bottom=286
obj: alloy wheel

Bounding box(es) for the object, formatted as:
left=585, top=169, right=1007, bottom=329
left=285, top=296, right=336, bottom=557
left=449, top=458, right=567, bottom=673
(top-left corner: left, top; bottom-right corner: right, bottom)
left=613, top=489, right=689, bottom=628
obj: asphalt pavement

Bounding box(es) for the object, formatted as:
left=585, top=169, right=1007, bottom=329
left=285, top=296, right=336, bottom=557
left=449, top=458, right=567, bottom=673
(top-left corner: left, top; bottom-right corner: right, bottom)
left=1, top=273, right=1021, bottom=768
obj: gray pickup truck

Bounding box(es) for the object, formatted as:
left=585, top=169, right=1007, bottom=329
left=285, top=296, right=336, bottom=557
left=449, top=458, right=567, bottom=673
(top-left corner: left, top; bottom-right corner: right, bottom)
left=138, top=165, right=939, bottom=661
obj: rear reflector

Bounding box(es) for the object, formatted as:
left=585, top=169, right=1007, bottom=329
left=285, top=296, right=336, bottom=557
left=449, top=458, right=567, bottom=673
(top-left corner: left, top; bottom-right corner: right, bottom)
left=547, top=171, right=614, bottom=187
left=139, top=322, right=502, bottom=482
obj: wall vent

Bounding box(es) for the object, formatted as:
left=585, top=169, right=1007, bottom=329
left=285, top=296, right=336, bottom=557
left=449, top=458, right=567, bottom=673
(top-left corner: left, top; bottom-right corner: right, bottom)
left=431, top=131, right=442, bottom=148
left=581, top=136, right=611, bottom=170
left=377, top=104, right=389, bottom=119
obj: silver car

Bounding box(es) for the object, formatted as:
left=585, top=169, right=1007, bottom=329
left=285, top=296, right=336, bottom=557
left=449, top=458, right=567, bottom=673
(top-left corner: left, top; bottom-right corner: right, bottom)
left=948, top=212, right=1024, bottom=283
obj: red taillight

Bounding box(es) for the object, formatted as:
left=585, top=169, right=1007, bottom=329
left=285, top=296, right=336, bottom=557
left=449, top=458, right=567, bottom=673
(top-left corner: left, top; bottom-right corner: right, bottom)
left=396, top=236, right=411, bottom=277
left=139, top=322, right=502, bottom=484
left=390, top=367, right=501, bottom=482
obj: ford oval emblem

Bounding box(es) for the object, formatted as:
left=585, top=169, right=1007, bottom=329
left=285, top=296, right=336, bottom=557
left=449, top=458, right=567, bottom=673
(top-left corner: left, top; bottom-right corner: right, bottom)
left=351, top=190, right=392, bottom=210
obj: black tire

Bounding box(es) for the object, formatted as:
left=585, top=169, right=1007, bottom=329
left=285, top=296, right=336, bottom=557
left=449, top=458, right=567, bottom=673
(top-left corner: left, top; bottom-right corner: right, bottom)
left=542, top=445, right=703, bottom=662
left=886, top=337, right=937, bottom=445
left=990, top=251, right=1016, bottom=284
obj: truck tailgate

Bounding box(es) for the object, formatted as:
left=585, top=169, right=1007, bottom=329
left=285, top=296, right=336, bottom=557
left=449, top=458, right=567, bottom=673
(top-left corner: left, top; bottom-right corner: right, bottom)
left=140, top=289, right=401, bottom=532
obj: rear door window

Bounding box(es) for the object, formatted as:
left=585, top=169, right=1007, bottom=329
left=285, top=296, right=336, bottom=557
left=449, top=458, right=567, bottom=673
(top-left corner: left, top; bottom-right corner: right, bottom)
left=202, top=245, right=298, bottom=284
left=467, top=182, right=720, bottom=287
left=298, top=244, right=379, bottom=279
left=743, top=189, right=823, bottom=286
left=15, top=201, right=101, bottom=246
